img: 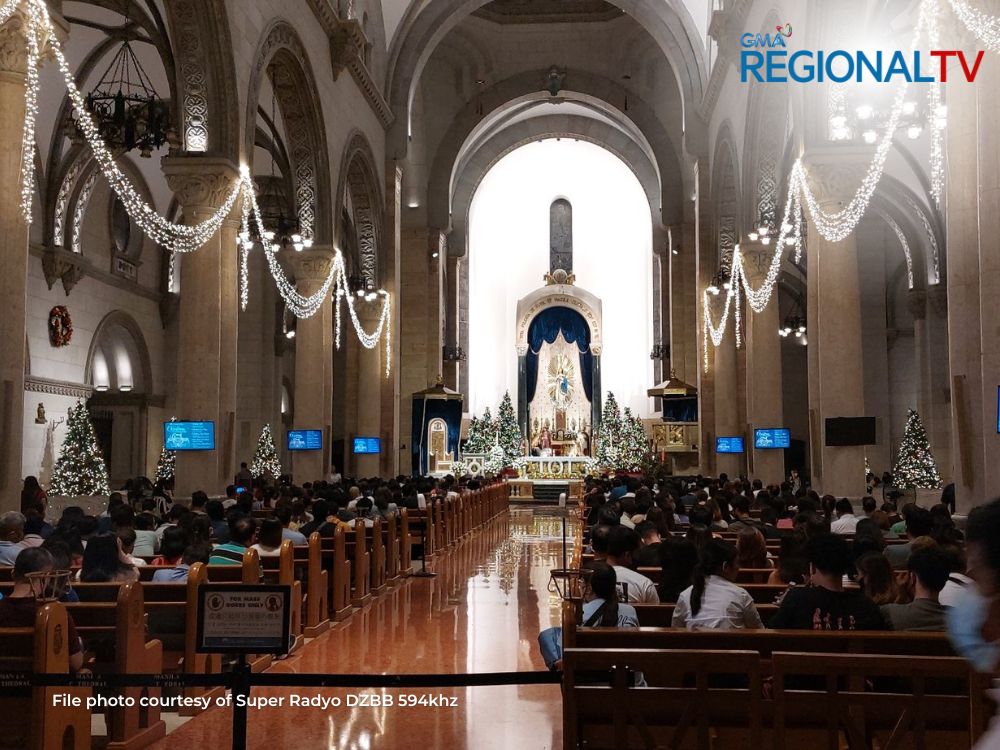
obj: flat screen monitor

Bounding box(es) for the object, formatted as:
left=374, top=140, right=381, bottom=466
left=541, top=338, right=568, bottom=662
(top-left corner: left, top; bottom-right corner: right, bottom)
left=353, top=436, right=381, bottom=455
left=164, top=421, right=215, bottom=451
left=716, top=436, right=744, bottom=454
left=825, top=417, right=877, bottom=446
left=287, top=430, right=322, bottom=451
left=754, top=428, right=791, bottom=450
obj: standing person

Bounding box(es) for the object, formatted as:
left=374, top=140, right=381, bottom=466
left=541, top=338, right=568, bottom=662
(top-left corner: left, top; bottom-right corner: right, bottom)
left=20, top=476, right=46, bottom=514
left=235, top=462, right=254, bottom=492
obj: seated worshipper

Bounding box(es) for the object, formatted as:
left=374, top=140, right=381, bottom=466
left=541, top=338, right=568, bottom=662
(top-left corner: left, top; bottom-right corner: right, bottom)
left=604, top=526, right=659, bottom=603
left=672, top=539, right=764, bottom=630
left=589, top=524, right=612, bottom=561
left=768, top=531, right=810, bottom=586
left=152, top=542, right=211, bottom=582
left=0, top=511, right=26, bottom=565
left=155, top=504, right=190, bottom=543
left=770, top=532, right=888, bottom=630
left=0, top=547, right=83, bottom=671
left=79, top=532, right=139, bottom=583
left=20, top=513, right=47, bottom=549
left=210, top=516, right=257, bottom=565
left=685, top=522, right=714, bottom=552
left=132, top=513, right=159, bottom=556
left=727, top=495, right=761, bottom=533
left=633, top=521, right=662, bottom=567
left=205, top=500, right=231, bottom=544
left=150, top=526, right=188, bottom=567
left=830, top=498, right=860, bottom=534
left=886, top=506, right=935, bottom=569
left=252, top=519, right=284, bottom=557
left=880, top=544, right=951, bottom=631
left=939, top=544, right=973, bottom=607
left=862, top=495, right=878, bottom=519
left=657, top=537, right=698, bottom=603
left=537, top=562, right=639, bottom=672
left=854, top=551, right=902, bottom=606
left=735, top=526, right=772, bottom=569
left=275, top=505, right=307, bottom=545
left=116, top=528, right=147, bottom=567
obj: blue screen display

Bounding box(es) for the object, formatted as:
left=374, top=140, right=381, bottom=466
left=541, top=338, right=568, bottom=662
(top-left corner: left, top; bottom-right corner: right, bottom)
left=164, top=421, right=215, bottom=451
left=754, top=428, right=791, bottom=449
left=353, top=436, right=381, bottom=455
left=716, top=436, right=745, bottom=454
left=287, top=430, right=323, bottom=451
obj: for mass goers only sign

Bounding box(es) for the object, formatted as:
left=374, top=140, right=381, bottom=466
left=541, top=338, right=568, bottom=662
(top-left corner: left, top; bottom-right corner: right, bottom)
left=196, top=584, right=291, bottom=654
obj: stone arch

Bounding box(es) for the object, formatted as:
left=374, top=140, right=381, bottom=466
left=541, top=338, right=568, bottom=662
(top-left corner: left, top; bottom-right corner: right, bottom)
left=336, top=131, right=385, bottom=287
left=85, top=311, right=153, bottom=394
left=162, top=0, right=240, bottom=157
left=244, top=19, right=333, bottom=244
left=385, top=0, right=706, bottom=159
left=426, top=69, right=682, bottom=234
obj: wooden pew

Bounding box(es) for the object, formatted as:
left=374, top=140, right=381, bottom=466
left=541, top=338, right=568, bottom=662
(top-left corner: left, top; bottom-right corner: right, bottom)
left=299, top=533, right=329, bottom=636
left=631, top=602, right=779, bottom=627
left=66, top=582, right=166, bottom=749
left=563, top=647, right=763, bottom=750
left=0, top=602, right=91, bottom=750
left=318, top=527, right=352, bottom=621
left=259, top=541, right=303, bottom=652
left=398, top=509, right=413, bottom=575
left=366, top=517, right=387, bottom=595
left=345, top=523, right=372, bottom=607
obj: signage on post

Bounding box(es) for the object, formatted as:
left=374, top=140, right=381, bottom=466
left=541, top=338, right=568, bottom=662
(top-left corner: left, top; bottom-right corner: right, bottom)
left=196, top=584, right=291, bottom=654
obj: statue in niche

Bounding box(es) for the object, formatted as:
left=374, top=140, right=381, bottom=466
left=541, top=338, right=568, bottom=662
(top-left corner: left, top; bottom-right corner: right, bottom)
left=35, top=403, right=46, bottom=425
left=549, top=198, right=573, bottom=273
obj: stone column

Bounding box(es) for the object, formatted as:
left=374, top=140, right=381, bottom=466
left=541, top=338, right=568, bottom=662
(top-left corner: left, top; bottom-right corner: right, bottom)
left=355, top=304, right=384, bottom=477
left=443, top=254, right=460, bottom=391
left=711, top=296, right=742, bottom=478
left=805, top=161, right=866, bottom=497
left=0, top=13, right=30, bottom=509
left=281, top=248, right=334, bottom=484
left=162, top=156, right=240, bottom=497
left=908, top=289, right=930, bottom=429
left=925, top=285, right=952, bottom=483
left=381, top=163, right=402, bottom=476
left=692, top=163, right=716, bottom=474
left=742, top=241, right=784, bottom=484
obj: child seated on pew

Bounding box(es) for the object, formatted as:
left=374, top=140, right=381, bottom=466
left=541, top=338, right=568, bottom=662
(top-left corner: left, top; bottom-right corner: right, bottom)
left=152, top=542, right=211, bottom=582
left=0, top=547, right=83, bottom=672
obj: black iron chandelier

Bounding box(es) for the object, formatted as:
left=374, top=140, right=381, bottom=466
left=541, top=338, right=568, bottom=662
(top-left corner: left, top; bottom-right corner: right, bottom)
left=79, top=9, right=171, bottom=157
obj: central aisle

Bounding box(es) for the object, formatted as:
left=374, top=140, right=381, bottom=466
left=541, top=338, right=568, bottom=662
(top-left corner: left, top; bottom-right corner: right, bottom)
left=151, top=507, right=571, bottom=750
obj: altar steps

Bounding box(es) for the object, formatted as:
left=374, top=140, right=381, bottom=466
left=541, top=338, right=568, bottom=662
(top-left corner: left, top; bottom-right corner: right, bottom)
left=531, top=482, right=569, bottom=504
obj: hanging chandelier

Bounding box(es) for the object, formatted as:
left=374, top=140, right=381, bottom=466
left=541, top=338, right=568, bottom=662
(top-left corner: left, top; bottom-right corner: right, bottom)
left=76, top=7, right=171, bottom=157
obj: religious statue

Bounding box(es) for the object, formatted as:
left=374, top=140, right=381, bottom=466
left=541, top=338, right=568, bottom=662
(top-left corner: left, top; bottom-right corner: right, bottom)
left=538, top=426, right=552, bottom=452
left=575, top=429, right=589, bottom=457
left=35, top=403, right=46, bottom=425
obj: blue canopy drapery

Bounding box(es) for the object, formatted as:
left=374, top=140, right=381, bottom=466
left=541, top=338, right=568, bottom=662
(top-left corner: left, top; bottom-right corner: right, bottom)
left=525, top=306, right=593, bottom=404
left=411, top=382, right=463, bottom=475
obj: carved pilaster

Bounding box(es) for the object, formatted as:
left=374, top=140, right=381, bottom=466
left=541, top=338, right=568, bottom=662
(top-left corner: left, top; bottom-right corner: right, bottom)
left=278, top=247, right=335, bottom=292
left=0, top=11, right=29, bottom=76
left=907, top=289, right=928, bottom=321
left=41, top=246, right=87, bottom=295
left=161, top=156, right=240, bottom=212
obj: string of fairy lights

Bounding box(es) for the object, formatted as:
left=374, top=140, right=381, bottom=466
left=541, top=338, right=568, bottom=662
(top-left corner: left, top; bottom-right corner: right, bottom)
left=701, top=0, right=971, bottom=372
left=2, top=0, right=391, bottom=376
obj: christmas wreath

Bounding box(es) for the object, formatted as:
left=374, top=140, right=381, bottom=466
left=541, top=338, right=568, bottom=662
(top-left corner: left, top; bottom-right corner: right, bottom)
left=48, top=306, right=73, bottom=347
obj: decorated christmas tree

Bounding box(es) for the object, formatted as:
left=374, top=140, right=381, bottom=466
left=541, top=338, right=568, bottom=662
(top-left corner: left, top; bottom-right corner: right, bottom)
left=595, top=392, right=624, bottom=469
left=893, top=409, right=942, bottom=489
left=250, top=424, right=282, bottom=479
left=495, top=391, right=524, bottom=465
left=465, top=409, right=494, bottom=454
left=50, top=400, right=110, bottom=496
left=620, top=407, right=648, bottom=470
left=155, top=417, right=177, bottom=483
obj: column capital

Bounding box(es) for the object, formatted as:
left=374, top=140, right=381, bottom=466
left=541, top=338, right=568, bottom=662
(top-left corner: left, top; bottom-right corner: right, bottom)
left=738, top=239, right=775, bottom=288
left=278, top=247, right=335, bottom=287
left=907, top=289, right=927, bottom=320
left=161, top=155, right=240, bottom=212
left=927, top=283, right=948, bottom=317
left=802, top=156, right=869, bottom=211
left=0, top=10, right=30, bottom=75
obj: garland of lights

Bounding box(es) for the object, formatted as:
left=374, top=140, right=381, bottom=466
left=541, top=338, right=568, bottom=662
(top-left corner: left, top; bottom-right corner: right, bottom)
left=1, top=0, right=392, bottom=373
left=701, top=0, right=956, bottom=366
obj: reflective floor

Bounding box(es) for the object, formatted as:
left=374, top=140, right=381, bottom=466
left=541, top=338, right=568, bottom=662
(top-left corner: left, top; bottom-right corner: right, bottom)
left=150, top=507, right=571, bottom=750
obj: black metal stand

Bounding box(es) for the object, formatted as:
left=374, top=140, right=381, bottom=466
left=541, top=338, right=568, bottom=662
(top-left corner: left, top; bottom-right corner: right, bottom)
left=231, top=653, right=251, bottom=750
left=411, top=506, right=436, bottom=578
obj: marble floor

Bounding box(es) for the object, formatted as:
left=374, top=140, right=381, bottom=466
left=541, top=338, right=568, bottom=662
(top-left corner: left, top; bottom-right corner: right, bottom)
left=150, top=507, right=572, bottom=750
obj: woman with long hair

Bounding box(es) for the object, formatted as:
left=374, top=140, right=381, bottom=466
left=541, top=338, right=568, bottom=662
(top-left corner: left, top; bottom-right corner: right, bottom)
left=581, top=562, right=639, bottom=627
left=79, top=532, right=138, bottom=583
left=252, top=519, right=284, bottom=557
left=672, top=539, right=764, bottom=630
left=735, top=526, right=772, bottom=569
left=855, top=551, right=901, bottom=605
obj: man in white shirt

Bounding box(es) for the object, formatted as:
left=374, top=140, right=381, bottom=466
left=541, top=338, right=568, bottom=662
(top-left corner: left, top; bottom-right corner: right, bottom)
left=830, top=498, right=860, bottom=534
left=604, top=526, right=659, bottom=603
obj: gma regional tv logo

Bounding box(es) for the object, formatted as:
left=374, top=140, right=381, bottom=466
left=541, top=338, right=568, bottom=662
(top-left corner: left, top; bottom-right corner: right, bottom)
left=740, top=25, right=984, bottom=84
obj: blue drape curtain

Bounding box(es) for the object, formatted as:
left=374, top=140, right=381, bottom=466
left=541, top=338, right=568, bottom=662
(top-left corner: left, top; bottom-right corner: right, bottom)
left=525, top=306, right=593, bottom=404
left=411, top=397, right=463, bottom=475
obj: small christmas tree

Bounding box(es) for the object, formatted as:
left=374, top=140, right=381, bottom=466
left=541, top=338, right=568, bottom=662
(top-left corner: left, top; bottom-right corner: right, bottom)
left=250, top=424, right=282, bottom=479
left=620, top=407, right=648, bottom=470
left=155, top=417, right=177, bottom=483
left=894, top=409, right=942, bottom=489
left=495, top=391, right=524, bottom=465
left=50, top=400, right=110, bottom=496
left=465, top=410, right=494, bottom=454
left=595, top=392, right=624, bottom=470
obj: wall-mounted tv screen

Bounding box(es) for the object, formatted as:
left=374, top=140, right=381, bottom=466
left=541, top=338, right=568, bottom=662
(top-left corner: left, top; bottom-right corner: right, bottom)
left=353, top=436, right=381, bottom=455
left=164, top=421, right=215, bottom=451
left=287, top=430, right=322, bottom=451
left=715, top=436, right=745, bottom=454
left=825, top=417, right=877, bottom=446
left=754, top=428, right=791, bottom=449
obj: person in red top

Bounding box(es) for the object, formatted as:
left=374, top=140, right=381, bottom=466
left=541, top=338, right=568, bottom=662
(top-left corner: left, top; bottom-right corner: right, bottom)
left=0, top=546, right=84, bottom=672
